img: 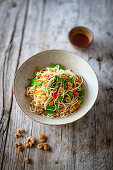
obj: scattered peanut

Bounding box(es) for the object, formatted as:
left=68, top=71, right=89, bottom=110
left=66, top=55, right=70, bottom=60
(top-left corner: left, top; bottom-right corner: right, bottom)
left=14, top=129, right=51, bottom=163
left=69, top=106, right=77, bottom=113
left=67, top=82, right=72, bottom=90
left=76, top=75, right=82, bottom=82
left=17, top=128, right=24, bottom=134
left=39, top=134, right=47, bottom=142
left=24, top=136, right=36, bottom=148
left=24, top=157, right=30, bottom=164
left=14, top=142, right=21, bottom=148
left=59, top=107, right=65, bottom=112
left=24, top=142, right=30, bottom=148
left=62, top=75, right=68, bottom=80
left=74, top=92, right=79, bottom=97
left=65, top=97, right=71, bottom=103
left=59, top=87, right=64, bottom=94
left=49, top=100, right=54, bottom=105
left=37, top=144, right=44, bottom=150
left=52, top=160, right=58, bottom=164
left=29, top=136, right=35, bottom=144
left=55, top=99, right=59, bottom=103
left=15, top=132, right=22, bottom=138
left=15, top=128, right=24, bottom=138
left=43, top=143, right=51, bottom=151
left=37, top=108, right=44, bottom=115
left=18, top=145, right=24, bottom=152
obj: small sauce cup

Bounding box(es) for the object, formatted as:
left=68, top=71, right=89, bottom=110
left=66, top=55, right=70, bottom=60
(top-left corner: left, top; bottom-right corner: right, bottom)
left=68, top=26, right=93, bottom=50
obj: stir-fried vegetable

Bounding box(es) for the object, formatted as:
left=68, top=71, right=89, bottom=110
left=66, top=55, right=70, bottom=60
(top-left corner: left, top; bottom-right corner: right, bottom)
left=77, top=87, right=84, bottom=97
left=79, top=96, right=84, bottom=104
left=46, top=64, right=64, bottom=70
left=38, top=70, right=43, bottom=74
left=76, top=87, right=84, bottom=104
left=53, top=87, right=59, bottom=99
left=47, top=63, right=55, bottom=68
left=67, top=92, right=73, bottom=100
left=30, top=76, right=44, bottom=86
left=45, top=103, right=58, bottom=114
left=51, top=75, right=60, bottom=90
left=27, top=63, right=85, bottom=117
left=71, top=76, right=75, bottom=84
left=56, top=64, right=64, bottom=69
left=58, top=95, right=63, bottom=101
left=62, top=73, right=70, bottom=80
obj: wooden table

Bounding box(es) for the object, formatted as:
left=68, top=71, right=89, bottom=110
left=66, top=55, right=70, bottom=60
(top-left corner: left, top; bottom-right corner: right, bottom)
left=0, top=0, right=113, bottom=169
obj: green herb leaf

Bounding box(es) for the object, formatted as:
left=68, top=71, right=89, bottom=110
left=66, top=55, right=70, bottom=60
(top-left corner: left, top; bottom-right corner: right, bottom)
left=58, top=95, right=63, bottom=101
left=55, top=64, right=64, bottom=69
left=71, top=76, right=75, bottom=84
left=55, top=103, right=59, bottom=111
left=47, top=82, right=51, bottom=93
left=63, top=80, right=71, bottom=89
left=45, top=104, right=58, bottom=114
left=47, top=64, right=55, bottom=68
left=76, top=82, right=80, bottom=87
left=79, top=96, right=84, bottom=104
left=77, top=87, right=84, bottom=97
left=30, top=79, right=44, bottom=86
left=54, top=75, right=58, bottom=81
left=46, top=64, right=55, bottom=71
left=45, top=109, right=53, bottom=114
left=63, top=98, right=66, bottom=103
left=53, top=81, right=60, bottom=90
left=64, top=81, right=68, bottom=88
left=30, top=78, right=35, bottom=86
left=35, top=81, right=44, bottom=85
left=39, top=70, right=43, bottom=73
left=67, top=92, right=73, bottom=100
left=46, top=68, right=53, bottom=71
left=51, top=82, right=56, bottom=88
left=62, top=73, right=70, bottom=80
left=49, top=105, right=55, bottom=110
left=51, top=75, right=60, bottom=90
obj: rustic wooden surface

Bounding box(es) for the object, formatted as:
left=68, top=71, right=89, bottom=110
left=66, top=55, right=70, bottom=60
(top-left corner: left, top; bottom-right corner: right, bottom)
left=0, top=0, right=113, bottom=170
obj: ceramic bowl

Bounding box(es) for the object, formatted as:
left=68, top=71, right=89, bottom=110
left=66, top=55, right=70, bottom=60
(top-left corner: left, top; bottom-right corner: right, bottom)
left=68, top=26, right=93, bottom=50
left=14, top=50, right=98, bottom=125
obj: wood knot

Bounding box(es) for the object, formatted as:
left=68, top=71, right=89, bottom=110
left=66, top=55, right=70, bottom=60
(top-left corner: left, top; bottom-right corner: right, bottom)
left=106, top=87, right=113, bottom=103
left=11, top=2, right=16, bottom=8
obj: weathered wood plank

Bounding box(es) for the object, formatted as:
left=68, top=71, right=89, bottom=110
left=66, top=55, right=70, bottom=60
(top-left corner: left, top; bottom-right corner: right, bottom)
left=0, top=0, right=45, bottom=170
left=0, top=0, right=29, bottom=169
left=0, top=0, right=113, bottom=170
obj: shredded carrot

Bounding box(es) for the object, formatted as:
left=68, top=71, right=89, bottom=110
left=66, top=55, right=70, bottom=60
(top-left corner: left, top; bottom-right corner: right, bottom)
left=54, top=68, right=57, bottom=72
left=76, top=102, right=80, bottom=108
left=34, top=89, right=43, bottom=95
left=44, top=74, right=54, bottom=78
left=37, top=75, right=42, bottom=78
left=44, top=75, right=48, bottom=78
left=74, top=83, right=77, bottom=88
left=35, top=79, right=42, bottom=82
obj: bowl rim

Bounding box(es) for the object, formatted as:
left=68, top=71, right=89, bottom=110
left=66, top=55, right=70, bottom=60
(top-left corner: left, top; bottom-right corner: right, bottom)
left=14, top=49, right=99, bottom=126
left=68, top=26, right=94, bottom=49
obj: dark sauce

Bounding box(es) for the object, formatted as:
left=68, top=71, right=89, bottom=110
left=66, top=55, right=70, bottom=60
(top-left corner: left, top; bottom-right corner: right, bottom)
left=71, top=34, right=89, bottom=47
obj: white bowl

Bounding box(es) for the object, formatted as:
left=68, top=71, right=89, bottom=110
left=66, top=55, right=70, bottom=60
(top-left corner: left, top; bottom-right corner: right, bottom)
left=14, top=50, right=98, bottom=125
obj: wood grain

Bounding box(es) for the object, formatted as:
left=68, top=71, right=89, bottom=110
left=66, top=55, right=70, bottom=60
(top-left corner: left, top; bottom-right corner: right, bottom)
left=0, top=0, right=113, bottom=170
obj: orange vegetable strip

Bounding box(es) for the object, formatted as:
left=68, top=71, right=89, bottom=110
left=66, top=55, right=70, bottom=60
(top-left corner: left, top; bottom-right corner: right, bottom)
left=35, top=79, right=43, bottom=82
left=74, top=83, right=77, bottom=88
